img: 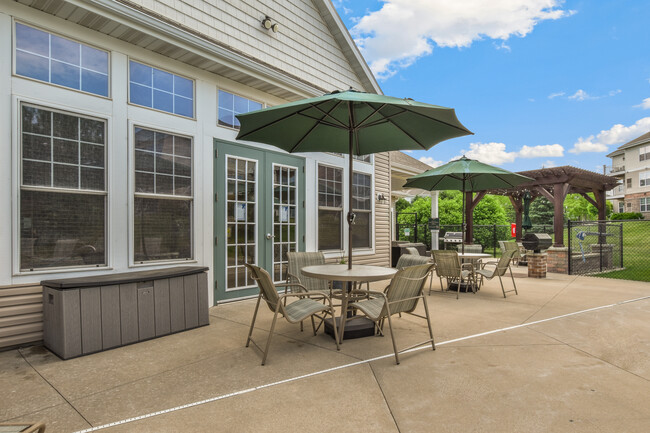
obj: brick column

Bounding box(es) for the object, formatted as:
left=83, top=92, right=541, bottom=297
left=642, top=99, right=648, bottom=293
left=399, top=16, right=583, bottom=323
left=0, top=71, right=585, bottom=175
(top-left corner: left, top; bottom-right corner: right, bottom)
left=546, top=246, right=568, bottom=274
left=528, top=253, right=547, bottom=278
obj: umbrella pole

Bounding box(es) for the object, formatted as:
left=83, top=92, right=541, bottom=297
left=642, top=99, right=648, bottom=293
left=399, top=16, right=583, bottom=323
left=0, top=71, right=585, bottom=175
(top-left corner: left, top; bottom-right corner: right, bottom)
left=462, top=177, right=465, bottom=255
left=347, top=129, right=354, bottom=270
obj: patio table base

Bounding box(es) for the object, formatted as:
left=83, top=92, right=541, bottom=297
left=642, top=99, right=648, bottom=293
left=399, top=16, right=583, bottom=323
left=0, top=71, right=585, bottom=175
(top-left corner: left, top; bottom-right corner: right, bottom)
left=448, top=281, right=478, bottom=293
left=324, top=316, right=375, bottom=340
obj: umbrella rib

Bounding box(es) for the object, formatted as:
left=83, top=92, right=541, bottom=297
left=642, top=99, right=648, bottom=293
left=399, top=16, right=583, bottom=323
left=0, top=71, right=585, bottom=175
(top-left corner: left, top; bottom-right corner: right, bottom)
left=354, top=102, right=388, bottom=129
left=308, top=100, right=349, bottom=128
left=289, top=101, right=347, bottom=152
left=401, top=107, right=472, bottom=134
left=383, top=117, right=428, bottom=149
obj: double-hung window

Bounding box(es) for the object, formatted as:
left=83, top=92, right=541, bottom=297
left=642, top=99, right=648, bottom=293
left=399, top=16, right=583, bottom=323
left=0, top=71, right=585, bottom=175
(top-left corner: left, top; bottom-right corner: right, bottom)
left=14, top=23, right=109, bottom=97
left=640, top=171, right=650, bottom=187
left=317, top=165, right=343, bottom=251
left=640, top=146, right=650, bottom=162
left=641, top=197, right=650, bottom=212
left=351, top=172, right=372, bottom=249
left=129, top=61, right=194, bottom=118
left=217, top=90, right=262, bottom=129
left=133, top=127, right=193, bottom=262
left=20, top=104, right=107, bottom=270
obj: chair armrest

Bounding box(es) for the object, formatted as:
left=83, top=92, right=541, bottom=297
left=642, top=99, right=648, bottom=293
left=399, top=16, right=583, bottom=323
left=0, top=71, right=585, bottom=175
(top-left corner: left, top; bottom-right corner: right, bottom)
left=279, top=291, right=330, bottom=301
left=349, top=289, right=386, bottom=299
left=461, top=262, right=474, bottom=272
left=286, top=272, right=302, bottom=284
left=275, top=282, right=307, bottom=293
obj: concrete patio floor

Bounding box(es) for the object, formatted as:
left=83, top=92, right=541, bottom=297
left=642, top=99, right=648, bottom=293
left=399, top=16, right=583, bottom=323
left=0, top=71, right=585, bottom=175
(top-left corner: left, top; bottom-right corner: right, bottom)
left=2, top=268, right=649, bottom=432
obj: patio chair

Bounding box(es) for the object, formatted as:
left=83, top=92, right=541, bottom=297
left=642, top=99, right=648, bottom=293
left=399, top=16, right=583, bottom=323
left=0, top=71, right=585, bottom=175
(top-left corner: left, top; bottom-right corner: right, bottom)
left=286, top=251, right=330, bottom=294
left=244, top=263, right=339, bottom=365
left=475, top=249, right=518, bottom=298
left=349, top=264, right=436, bottom=364
left=0, top=421, right=46, bottom=433
left=499, top=241, right=521, bottom=266
left=431, top=250, right=476, bottom=299
left=395, top=253, right=431, bottom=270
left=405, top=247, right=420, bottom=255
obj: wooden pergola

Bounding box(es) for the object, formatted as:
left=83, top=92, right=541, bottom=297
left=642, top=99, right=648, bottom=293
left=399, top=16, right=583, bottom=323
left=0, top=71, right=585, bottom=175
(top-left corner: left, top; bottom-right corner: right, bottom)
left=464, top=166, right=620, bottom=247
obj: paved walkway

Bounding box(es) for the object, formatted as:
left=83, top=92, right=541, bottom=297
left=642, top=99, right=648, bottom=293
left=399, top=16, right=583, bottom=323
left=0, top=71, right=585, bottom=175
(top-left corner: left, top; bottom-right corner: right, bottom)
left=2, top=269, right=649, bottom=432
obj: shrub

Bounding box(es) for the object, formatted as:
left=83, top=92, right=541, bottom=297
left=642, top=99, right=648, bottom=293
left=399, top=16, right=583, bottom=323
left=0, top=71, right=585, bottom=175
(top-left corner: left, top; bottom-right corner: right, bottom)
left=611, top=212, right=643, bottom=220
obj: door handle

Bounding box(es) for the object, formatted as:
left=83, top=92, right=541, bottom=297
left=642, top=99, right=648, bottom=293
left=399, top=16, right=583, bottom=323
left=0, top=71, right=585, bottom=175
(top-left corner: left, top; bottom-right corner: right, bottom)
left=266, top=233, right=275, bottom=240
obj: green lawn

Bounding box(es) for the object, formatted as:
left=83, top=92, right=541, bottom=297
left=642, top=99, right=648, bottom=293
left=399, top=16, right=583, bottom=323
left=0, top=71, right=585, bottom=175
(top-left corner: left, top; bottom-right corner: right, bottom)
left=592, top=221, right=650, bottom=282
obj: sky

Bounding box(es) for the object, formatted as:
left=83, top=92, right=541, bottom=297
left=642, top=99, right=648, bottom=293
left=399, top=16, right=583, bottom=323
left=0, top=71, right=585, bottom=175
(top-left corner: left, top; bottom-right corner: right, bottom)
left=332, top=0, right=650, bottom=172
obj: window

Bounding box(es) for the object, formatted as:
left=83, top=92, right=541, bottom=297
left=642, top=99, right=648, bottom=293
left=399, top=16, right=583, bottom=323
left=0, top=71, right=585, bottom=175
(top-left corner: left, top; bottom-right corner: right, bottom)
left=626, top=178, right=632, bottom=188
left=351, top=172, right=372, bottom=249
left=353, top=155, right=372, bottom=163
left=20, top=104, right=106, bottom=270
left=129, top=61, right=194, bottom=118
left=641, top=198, right=650, bottom=212
left=317, top=165, right=343, bottom=250
left=133, top=127, right=193, bottom=262
left=640, top=171, right=650, bottom=187
left=640, top=146, right=650, bottom=161
left=14, top=23, right=109, bottom=97
left=218, top=90, right=262, bottom=129
left=618, top=202, right=625, bottom=213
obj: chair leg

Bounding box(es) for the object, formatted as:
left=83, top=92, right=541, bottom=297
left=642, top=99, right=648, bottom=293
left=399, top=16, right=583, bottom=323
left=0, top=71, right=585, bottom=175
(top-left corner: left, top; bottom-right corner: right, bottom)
left=498, top=274, right=507, bottom=298
left=246, top=294, right=262, bottom=347
left=328, top=306, right=341, bottom=351
left=509, top=267, right=518, bottom=295
left=310, top=315, right=317, bottom=336
left=261, top=308, right=280, bottom=365
left=385, top=312, right=400, bottom=365
left=421, top=295, right=435, bottom=351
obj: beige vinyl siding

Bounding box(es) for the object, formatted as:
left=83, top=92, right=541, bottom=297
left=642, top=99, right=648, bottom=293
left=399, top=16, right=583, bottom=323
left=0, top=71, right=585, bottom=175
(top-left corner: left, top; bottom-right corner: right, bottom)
left=123, top=0, right=365, bottom=92
left=0, top=284, right=43, bottom=350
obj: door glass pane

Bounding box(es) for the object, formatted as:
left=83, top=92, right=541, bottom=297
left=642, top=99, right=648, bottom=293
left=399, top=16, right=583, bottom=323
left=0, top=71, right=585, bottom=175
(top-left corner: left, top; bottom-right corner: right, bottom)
left=226, top=156, right=256, bottom=290
left=272, top=164, right=298, bottom=283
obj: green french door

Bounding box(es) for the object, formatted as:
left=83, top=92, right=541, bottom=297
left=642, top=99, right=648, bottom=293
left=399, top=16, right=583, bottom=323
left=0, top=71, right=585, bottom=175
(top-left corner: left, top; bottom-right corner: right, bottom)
left=214, top=140, right=305, bottom=302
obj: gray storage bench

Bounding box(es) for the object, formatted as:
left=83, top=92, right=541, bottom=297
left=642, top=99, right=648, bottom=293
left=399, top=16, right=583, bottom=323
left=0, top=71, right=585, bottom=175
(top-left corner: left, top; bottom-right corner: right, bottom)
left=42, top=266, right=209, bottom=359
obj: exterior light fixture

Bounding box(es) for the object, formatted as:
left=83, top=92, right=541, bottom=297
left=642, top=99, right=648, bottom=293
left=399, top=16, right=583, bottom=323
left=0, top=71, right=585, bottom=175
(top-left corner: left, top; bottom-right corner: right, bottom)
left=261, top=16, right=280, bottom=33
left=271, top=23, right=279, bottom=33
left=376, top=193, right=387, bottom=203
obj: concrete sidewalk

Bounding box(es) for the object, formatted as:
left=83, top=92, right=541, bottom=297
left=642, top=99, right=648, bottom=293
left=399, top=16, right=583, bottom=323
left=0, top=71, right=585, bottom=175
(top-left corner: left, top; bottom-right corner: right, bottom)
left=1, top=269, right=649, bottom=432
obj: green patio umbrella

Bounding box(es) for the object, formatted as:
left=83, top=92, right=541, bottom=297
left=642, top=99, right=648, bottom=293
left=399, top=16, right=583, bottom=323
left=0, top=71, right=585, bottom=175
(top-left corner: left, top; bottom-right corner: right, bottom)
left=403, top=156, right=533, bottom=254
left=236, top=89, right=472, bottom=268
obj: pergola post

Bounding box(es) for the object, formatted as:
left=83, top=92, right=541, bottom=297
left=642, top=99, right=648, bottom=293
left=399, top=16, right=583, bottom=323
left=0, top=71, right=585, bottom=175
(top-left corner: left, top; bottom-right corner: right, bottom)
left=508, top=196, right=523, bottom=241
left=465, top=191, right=487, bottom=244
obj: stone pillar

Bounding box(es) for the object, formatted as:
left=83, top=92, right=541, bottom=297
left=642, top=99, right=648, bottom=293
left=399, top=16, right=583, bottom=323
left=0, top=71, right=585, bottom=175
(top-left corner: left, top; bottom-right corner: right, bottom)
left=430, top=191, right=439, bottom=250
left=528, top=253, right=547, bottom=278
left=546, top=246, right=568, bottom=274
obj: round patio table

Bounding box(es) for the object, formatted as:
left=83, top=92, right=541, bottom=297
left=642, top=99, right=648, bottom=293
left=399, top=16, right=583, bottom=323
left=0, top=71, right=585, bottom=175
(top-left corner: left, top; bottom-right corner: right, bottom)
left=453, top=252, right=491, bottom=292
left=301, top=264, right=397, bottom=343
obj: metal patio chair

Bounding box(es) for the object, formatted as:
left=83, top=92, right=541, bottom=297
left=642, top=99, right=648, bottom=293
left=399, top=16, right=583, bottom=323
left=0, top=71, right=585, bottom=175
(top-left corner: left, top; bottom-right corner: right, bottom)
left=349, top=264, right=436, bottom=364
left=405, top=246, right=420, bottom=255
left=431, top=250, right=476, bottom=299
left=244, top=263, right=339, bottom=365
left=0, top=421, right=46, bottom=433
left=475, top=249, right=518, bottom=298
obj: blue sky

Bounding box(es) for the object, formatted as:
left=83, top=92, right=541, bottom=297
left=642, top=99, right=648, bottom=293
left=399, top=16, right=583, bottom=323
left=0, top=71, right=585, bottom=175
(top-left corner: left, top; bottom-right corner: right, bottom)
left=333, top=0, right=650, bottom=172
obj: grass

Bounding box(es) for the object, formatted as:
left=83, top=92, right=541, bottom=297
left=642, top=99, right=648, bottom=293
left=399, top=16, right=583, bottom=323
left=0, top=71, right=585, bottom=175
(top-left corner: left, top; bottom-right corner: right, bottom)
left=592, top=221, right=650, bottom=282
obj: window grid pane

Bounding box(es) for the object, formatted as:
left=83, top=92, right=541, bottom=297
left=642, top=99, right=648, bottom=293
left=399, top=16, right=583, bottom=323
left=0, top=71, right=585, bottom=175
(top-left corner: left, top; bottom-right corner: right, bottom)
left=218, top=90, right=262, bottom=129
left=352, top=172, right=372, bottom=249
left=129, top=60, right=194, bottom=118
left=15, top=23, right=109, bottom=97
left=318, top=165, right=342, bottom=250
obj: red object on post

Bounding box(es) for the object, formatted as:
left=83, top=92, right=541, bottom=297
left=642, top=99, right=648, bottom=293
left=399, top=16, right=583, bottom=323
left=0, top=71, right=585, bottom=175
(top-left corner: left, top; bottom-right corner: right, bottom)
left=510, top=223, right=516, bottom=238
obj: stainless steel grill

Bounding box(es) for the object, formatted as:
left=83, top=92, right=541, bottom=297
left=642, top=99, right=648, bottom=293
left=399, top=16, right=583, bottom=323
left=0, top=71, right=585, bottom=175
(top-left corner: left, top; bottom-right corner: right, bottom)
left=443, top=232, right=463, bottom=245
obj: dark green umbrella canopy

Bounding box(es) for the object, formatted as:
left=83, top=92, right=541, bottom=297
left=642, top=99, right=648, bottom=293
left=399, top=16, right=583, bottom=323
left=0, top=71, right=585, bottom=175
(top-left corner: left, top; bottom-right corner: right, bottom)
left=236, top=90, right=472, bottom=269
left=236, top=90, right=472, bottom=155
left=403, top=156, right=533, bottom=254
left=403, top=156, right=533, bottom=191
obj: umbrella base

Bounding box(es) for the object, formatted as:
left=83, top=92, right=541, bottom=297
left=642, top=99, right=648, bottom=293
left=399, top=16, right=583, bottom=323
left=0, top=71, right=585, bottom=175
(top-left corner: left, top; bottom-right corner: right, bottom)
left=448, top=281, right=477, bottom=293
left=324, top=316, right=375, bottom=340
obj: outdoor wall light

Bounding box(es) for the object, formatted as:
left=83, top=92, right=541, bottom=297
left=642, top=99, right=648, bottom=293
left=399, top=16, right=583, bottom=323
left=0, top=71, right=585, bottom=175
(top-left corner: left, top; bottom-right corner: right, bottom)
left=261, top=16, right=279, bottom=33
left=376, top=193, right=388, bottom=203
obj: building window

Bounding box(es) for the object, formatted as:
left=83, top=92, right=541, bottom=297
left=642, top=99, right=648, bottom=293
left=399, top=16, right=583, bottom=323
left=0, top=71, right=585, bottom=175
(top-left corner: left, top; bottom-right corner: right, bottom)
left=618, top=202, right=625, bottom=213
left=626, top=178, right=632, bottom=188
left=353, top=155, right=372, bottom=163
left=352, top=172, right=372, bottom=249
left=133, top=127, right=193, bottom=262
left=20, top=104, right=106, bottom=270
left=14, top=23, right=109, bottom=97
left=129, top=61, right=194, bottom=118
left=640, top=146, right=650, bottom=161
left=640, top=171, right=650, bottom=187
left=217, top=90, right=262, bottom=129
left=317, top=165, right=342, bottom=251
left=641, top=198, right=650, bottom=212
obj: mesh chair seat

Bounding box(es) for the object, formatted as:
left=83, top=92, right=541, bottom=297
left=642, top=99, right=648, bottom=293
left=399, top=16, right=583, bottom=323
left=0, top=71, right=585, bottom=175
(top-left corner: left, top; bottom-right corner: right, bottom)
left=475, top=249, right=518, bottom=298
left=284, top=298, right=332, bottom=322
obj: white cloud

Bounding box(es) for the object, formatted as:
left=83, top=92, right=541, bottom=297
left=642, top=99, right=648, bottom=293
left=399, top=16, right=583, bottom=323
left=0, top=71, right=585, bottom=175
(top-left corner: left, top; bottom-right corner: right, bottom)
left=548, top=91, right=565, bottom=99
left=456, top=142, right=565, bottom=165
left=569, top=117, right=650, bottom=154
left=568, top=89, right=592, bottom=101
left=518, top=144, right=564, bottom=158
left=419, top=156, right=444, bottom=167
left=542, top=160, right=557, bottom=168
left=635, top=97, right=650, bottom=109
left=351, top=0, right=574, bottom=79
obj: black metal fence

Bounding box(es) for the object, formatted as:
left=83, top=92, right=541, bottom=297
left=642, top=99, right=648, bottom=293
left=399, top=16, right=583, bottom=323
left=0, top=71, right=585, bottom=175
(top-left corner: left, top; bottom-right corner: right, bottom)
left=568, top=219, right=650, bottom=281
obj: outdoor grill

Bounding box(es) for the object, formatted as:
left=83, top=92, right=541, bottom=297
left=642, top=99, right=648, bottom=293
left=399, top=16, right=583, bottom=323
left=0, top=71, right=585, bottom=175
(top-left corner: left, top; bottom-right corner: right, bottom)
left=443, top=232, right=463, bottom=248
left=522, top=233, right=552, bottom=253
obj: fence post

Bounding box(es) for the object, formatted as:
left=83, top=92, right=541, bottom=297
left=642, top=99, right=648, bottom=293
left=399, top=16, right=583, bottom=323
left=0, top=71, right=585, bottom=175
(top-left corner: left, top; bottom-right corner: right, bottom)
left=566, top=220, right=573, bottom=275
left=620, top=223, right=624, bottom=268
left=493, top=224, right=497, bottom=257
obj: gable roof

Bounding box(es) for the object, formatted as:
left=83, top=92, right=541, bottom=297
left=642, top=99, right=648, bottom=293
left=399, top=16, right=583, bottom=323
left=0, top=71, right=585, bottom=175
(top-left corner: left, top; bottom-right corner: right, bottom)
left=606, top=130, right=650, bottom=157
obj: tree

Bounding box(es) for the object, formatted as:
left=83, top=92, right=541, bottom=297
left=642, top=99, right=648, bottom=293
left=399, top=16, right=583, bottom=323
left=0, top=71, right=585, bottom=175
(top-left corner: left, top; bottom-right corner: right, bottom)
left=563, top=193, right=611, bottom=221
left=529, top=197, right=554, bottom=227
left=395, top=197, right=410, bottom=213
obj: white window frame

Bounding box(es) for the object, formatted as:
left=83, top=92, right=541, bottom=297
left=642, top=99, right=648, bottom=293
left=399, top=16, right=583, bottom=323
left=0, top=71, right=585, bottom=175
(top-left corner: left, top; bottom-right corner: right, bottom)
left=641, top=197, right=650, bottom=212
left=640, top=171, right=650, bottom=187
left=351, top=171, right=373, bottom=250
left=13, top=20, right=111, bottom=99
left=129, top=122, right=195, bottom=266
left=317, top=163, right=344, bottom=252
left=127, top=58, right=196, bottom=119
left=13, top=98, right=111, bottom=274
